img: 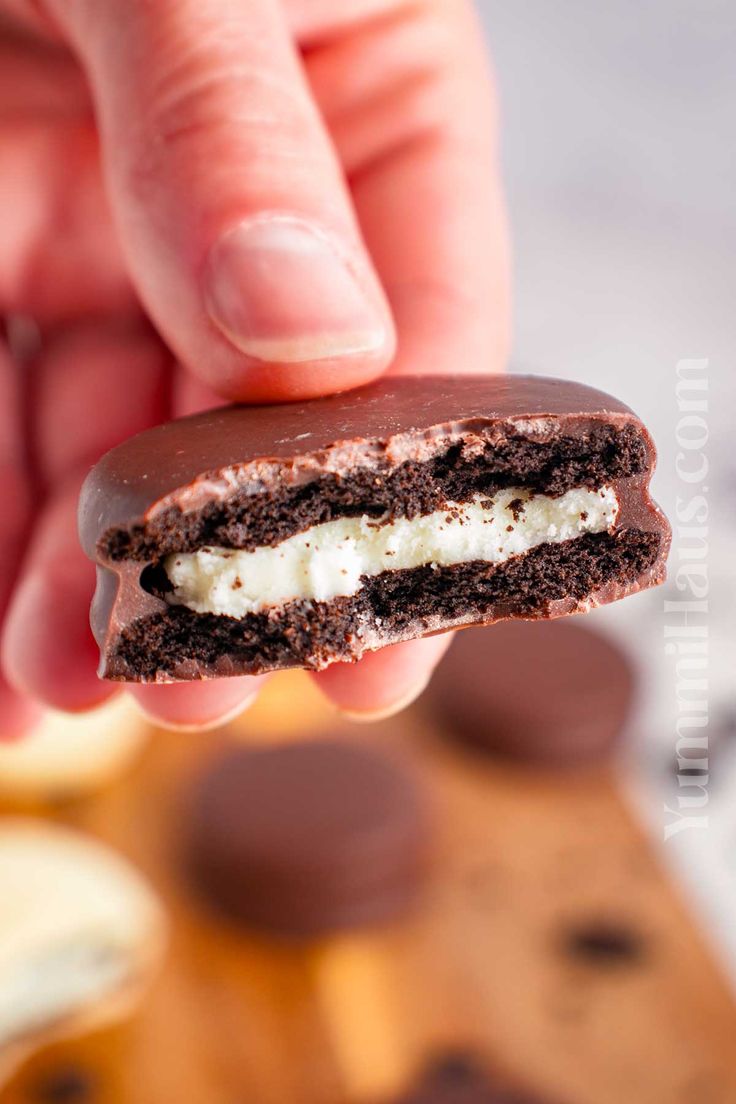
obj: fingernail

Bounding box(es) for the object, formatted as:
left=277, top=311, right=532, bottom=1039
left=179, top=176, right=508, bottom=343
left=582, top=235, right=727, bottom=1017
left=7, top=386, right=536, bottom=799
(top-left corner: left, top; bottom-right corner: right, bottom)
left=337, top=676, right=430, bottom=724
left=204, top=217, right=387, bottom=363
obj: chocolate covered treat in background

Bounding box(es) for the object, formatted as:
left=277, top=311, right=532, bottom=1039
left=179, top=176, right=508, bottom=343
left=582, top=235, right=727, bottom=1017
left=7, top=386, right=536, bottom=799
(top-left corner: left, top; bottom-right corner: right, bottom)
left=425, top=620, right=635, bottom=767
left=0, top=696, right=148, bottom=804
left=183, top=738, right=433, bottom=938
left=0, top=820, right=165, bottom=1089
left=79, top=375, right=670, bottom=683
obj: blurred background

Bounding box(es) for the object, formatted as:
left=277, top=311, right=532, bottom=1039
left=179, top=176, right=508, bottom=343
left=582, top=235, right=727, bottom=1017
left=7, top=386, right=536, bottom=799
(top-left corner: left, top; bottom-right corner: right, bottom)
left=1, top=2, right=735, bottom=1102
left=478, top=0, right=736, bottom=982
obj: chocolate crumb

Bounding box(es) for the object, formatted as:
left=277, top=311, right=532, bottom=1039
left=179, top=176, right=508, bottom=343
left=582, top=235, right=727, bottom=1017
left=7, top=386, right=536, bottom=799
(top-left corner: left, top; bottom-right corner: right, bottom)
left=33, top=1068, right=94, bottom=1103
left=232, top=577, right=242, bottom=589
left=579, top=511, right=588, bottom=521
left=561, top=920, right=646, bottom=966
left=425, top=1052, right=483, bottom=1086
left=506, top=525, right=514, bottom=532
left=399, top=1051, right=549, bottom=1102
left=507, top=497, right=525, bottom=521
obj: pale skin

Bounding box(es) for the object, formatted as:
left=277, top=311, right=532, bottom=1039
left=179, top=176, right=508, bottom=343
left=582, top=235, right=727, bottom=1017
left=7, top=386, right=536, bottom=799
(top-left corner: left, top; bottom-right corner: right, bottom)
left=0, top=0, right=510, bottom=736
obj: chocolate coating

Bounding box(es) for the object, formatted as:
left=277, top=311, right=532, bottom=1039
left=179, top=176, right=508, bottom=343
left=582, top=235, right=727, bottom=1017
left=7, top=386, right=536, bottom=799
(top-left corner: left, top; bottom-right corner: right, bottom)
left=184, top=739, right=432, bottom=937
left=78, top=374, right=670, bottom=682
left=426, top=620, right=635, bottom=765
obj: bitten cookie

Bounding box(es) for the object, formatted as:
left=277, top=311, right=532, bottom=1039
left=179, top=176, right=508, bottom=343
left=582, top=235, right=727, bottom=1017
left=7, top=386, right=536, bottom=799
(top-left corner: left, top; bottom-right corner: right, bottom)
left=79, top=375, right=669, bottom=682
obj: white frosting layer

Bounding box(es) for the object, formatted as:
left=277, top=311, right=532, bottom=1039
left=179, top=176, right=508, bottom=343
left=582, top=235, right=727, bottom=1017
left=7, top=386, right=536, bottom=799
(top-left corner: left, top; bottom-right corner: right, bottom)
left=164, top=486, right=619, bottom=618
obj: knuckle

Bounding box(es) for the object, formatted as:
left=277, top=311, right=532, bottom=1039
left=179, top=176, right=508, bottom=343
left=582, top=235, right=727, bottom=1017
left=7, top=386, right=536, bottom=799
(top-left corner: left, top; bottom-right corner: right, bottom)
left=124, top=57, right=321, bottom=199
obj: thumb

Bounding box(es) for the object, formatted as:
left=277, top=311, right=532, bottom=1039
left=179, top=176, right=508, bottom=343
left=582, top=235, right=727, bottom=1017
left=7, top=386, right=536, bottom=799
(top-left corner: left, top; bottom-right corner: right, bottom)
left=47, top=0, right=395, bottom=400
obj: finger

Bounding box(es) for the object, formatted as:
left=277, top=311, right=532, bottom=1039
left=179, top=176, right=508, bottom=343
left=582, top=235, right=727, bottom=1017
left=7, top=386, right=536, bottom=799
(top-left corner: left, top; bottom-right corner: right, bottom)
left=171, top=366, right=223, bottom=417
left=0, top=18, right=135, bottom=323
left=32, top=317, right=169, bottom=487
left=130, top=676, right=268, bottom=732
left=0, top=669, right=39, bottom=740
left=307, top=0, right=511, bottom=375
left=48, top=0, right=395, bottom=401
left=0, top=3, right=61, bottom=39
left=2, top=319, right=170, bottom=711
left=0, top=339, right=41, bottom=738
left=1, top=473, right=115, bottom=711
left=0, top=118, right=135, bottom=323
left=310, top=634, right=451, bottom=720
left=0, top=20, right=88, bottom=120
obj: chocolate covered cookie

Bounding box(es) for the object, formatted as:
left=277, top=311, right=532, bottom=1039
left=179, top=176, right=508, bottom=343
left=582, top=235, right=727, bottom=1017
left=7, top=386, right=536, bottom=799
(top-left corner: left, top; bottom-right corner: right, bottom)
left=427, top=620, right=634, bottom=765
left=79, top=375, right=669, bottom=682
left=183, top=739, right=432, bottom=937
left=0, top=820, right=165, bottom=1086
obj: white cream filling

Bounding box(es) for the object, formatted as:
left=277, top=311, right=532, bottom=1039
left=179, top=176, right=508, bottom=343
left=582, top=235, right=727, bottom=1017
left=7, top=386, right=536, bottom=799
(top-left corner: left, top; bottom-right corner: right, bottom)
left=163, top=486, right=619, bottom=618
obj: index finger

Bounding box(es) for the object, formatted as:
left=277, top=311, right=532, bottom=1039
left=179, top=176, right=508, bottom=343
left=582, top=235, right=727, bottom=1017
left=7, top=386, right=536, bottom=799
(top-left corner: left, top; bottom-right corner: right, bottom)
left=0, top=339, right=42, bottom=738
left=307, top=0, right=510, bottom=378
left=45, top=0, right=395, bottom=402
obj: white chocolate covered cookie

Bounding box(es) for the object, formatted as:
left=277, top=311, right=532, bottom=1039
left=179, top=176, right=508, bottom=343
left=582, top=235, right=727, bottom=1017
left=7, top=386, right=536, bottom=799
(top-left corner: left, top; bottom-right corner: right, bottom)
left=0, top=695, right=148, bottom=802
left=0, top=819, right=165, bottom=1086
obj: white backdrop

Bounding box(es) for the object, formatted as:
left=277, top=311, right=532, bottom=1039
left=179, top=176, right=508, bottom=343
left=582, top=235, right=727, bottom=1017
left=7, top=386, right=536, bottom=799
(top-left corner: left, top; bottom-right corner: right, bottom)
left=475, top=0, right=736, bottom=983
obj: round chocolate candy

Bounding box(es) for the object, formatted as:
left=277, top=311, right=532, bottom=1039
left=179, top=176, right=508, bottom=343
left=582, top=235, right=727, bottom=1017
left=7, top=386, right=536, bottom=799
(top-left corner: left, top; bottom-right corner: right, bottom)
left=426, top=620, right=634, bottom=765
left=184, top=738, right=432, bottom=937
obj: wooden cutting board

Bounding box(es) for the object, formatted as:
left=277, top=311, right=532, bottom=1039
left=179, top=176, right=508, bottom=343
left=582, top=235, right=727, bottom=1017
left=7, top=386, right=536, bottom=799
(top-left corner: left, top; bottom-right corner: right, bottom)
left=2, top=672, right=736, bottom=1104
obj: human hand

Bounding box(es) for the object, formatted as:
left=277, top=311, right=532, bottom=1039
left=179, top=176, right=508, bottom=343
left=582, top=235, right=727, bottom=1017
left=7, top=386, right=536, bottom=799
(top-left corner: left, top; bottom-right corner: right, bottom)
left=0, top=0, right=509, bottom=735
